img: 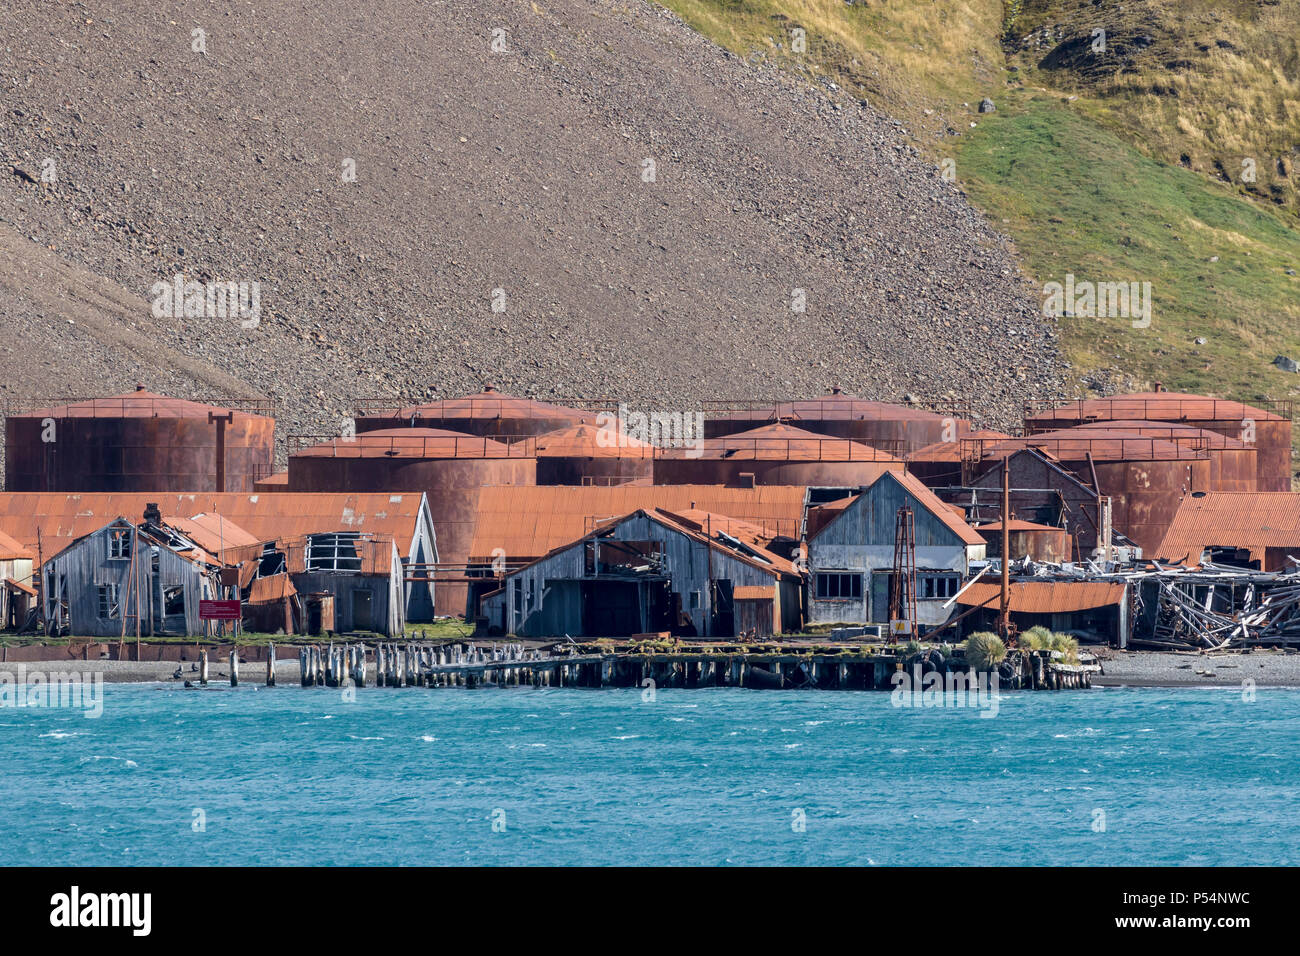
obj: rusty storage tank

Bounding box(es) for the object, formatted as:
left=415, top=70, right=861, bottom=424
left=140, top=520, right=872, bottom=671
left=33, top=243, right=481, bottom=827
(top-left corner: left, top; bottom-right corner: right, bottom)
left=1025, top=389, right=1292, bottom=491
left=702, top=387, right=972, bottom=457
left=534, top=422, right=654, bottom=486
left=653, top=422, right=905, bottom=487
left=976, top=519, right=1072, bottom=564
left=977, top=427, right=1212, bottom=555
left=353, top=385, right=594, bottom=443
left=905, top=429, right=1010, bottom=488
left=1070, top=420, right=1258, bottom=492
left=3, top=386, right=275, bottom=493
left=287, top=427, right=536, bottom=616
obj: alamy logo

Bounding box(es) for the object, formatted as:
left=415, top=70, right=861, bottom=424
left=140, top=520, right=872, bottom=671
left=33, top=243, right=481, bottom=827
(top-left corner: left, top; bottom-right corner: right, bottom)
left=596, top=403, right=704, bottom=457
left=1042, top=273, right=1151, bottom=328
left=150, top=273, right=261, bottom=328
left=50, top=886, right=151, bottom=936
left=0, top=666, right=102, bottom=717
left=890, top=665, right=1000, bottom=718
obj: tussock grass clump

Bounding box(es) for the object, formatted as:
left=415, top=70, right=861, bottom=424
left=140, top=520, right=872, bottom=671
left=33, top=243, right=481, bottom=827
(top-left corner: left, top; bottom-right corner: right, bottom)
left=1019, top=626, right=1054, bottom=650
left=964, top=632, right=1007, bottom=670
left=1050, top=632, right=1080, bottom=664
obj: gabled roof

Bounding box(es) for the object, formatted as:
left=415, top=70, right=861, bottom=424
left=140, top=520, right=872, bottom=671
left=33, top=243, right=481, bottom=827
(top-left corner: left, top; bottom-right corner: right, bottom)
left=809, top=471, right=984, bottom=546
left=0, top=493, right=431, bottom=558
left=0, top=529, right=32, bottom=561
left=162, top=514, right=259, bottom=555
left=469, top=485, right=807, bottom=561
left=1154, top=492, right=1300, bottom=564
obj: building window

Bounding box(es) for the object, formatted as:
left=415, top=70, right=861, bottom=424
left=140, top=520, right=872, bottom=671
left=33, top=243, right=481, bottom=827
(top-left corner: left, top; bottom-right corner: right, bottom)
left=306, top=533, right=362, bottom=572
left=97, top=584, right=119, bottom=619
left=689, top=590, right=701, bottom=610
left=107, top=528, right=131, bottom=560
left=918, top=574, right=959, bottom=599
left=163, top=586, right=185, bottom=616
left=815, top=572, right=862, bottom=600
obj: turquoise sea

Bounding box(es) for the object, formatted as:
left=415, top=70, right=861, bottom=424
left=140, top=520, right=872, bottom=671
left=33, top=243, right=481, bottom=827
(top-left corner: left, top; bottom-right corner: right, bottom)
left=0, top=684, right=1295, bottom=866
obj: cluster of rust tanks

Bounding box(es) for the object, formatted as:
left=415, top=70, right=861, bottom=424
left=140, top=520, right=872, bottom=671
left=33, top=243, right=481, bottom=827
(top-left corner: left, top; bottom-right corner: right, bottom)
left=5, top=382, right=1292, bottom=615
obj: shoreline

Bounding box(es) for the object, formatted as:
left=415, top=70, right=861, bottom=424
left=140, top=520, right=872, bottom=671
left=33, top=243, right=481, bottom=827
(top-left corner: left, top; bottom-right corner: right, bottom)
left=4, top=649, right=1300, bottom=688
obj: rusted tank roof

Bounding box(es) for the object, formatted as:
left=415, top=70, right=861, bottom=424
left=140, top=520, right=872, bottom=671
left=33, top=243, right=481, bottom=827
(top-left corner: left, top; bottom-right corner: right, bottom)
left=291, top=427, right=526, bottom=460
left=907, top=429, right=1009, bottom=463
left=1028, top=391, right=1288, bottom=426
left=980, top=427, right=1209, bottom=462
left=663, top=423, right=901, bottom=462
left=365, top=386, right=594, bottom=424
left=534, top=422, right=652, bottom=458
left=711, top=388, right=954, bottom=424
left=469, top=484, right=808, bottom=561
left=1155, top=491, right=1300, bottom=565
left=12, top=387, right=272, bottom=421
left=0, top=492, right=430, bottom=558
left=957, top=580, right=1126, bottom=613
left=1071, top=419, right=1251, bottom=449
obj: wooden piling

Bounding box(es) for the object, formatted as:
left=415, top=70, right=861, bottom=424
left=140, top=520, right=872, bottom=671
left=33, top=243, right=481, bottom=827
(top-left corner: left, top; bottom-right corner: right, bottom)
left=266, top=643, right=276, bottom=687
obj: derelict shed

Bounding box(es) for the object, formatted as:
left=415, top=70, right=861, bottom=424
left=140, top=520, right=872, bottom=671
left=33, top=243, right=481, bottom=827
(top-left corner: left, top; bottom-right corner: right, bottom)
left=233, top=532, right=406, bottom=635
left=955, top=580, right=1131, bottom=648
left=480, top=508, right=802, bottom=639
left=4, top=386, right=275, bottom=493
left=806, top=470, right=985, bottom=627
left=1024, top=389, right=1292, bottom=492
left=1154, top=491, right=1300, bottom=571
left=41, top=517, right=220, bottom=638
left=352, top=385, right=594, bottom=441
left=703, top=388, right=971, bottom=457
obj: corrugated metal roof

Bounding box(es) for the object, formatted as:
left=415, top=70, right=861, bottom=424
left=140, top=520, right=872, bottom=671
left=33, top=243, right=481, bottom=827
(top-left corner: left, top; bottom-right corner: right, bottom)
left=0, top=492, right=428, bottom=558
left=470, top=484, right=807, bottom=561
left=4, top=577, right=36, bottom=596
left=733, top=585, right=776, bottom=600
left=956, top=580, right=1126, bottom=613
left=162, top=514, right=259, bottom=555
left=890, top=471, right=986, bottom=546
left=1154, top=492, right=1300, bottom=564
left=0, top=529, right=32, bottom=561
left=248, top=573, right=296, bottom=604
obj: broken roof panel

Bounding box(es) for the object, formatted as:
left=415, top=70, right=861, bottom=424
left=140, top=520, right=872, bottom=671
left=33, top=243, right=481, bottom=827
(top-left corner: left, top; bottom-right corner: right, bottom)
left=956, top=580, right=1126, bottom=613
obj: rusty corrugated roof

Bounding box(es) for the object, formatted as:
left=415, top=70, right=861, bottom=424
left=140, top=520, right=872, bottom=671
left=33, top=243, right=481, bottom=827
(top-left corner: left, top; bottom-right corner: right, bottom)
left=162, top=514, right=259, bottom=555
left=469, top=484, right=807, bottom=561
left=0, top=529, right=32, bottom=561
left=890, top=471, right=986, bottom=547
left=0, top=492, right=427, bottom=558
left=248, top=573, right=296, bottom=604
left=1154, top=492, right=1300, bottom=564
left=733, top=585, right=776, bottom=600
left=956, top=580, right=1126, bottom=613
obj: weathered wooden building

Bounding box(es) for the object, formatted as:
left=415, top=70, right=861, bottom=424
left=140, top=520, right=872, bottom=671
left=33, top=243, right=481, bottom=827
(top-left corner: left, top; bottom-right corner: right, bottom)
left=0, top=530, right=35, bottom=630
left=232, top=532, right=406, bottom=635
left=480, top=508, right=803, bottom=638
left=41, top=517, right=223, bottom=637
left=806, top=471, right=985, bottom=627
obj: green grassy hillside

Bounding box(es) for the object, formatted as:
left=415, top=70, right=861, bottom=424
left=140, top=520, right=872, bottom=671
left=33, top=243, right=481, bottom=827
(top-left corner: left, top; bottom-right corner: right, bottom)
left=657, top=0, right=1300, bottom=418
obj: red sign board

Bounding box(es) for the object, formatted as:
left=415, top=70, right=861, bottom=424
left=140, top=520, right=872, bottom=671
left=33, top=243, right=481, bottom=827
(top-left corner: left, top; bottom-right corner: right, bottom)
left=200, top=599, right=242, bottom=621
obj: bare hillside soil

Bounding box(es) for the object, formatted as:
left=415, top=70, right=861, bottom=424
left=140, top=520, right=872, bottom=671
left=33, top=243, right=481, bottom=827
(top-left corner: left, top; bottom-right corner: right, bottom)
left=0, top=0, right=1061, bottom=442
